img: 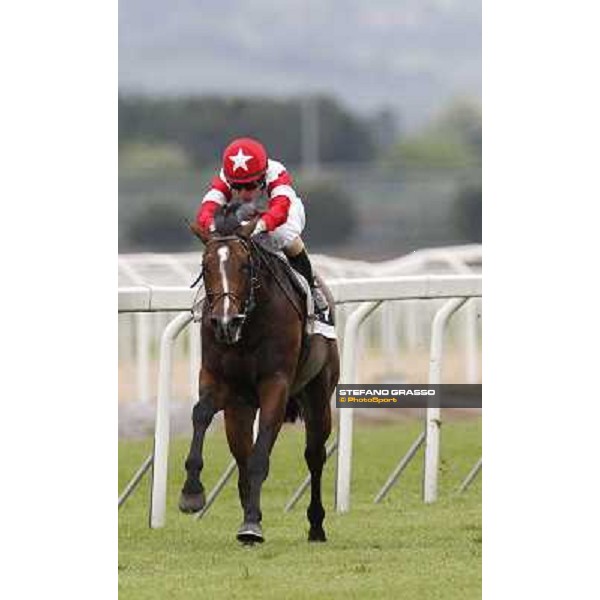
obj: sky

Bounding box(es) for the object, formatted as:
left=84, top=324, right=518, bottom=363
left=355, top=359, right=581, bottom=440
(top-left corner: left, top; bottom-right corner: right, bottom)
left=119, top=0, right=481, bottom=130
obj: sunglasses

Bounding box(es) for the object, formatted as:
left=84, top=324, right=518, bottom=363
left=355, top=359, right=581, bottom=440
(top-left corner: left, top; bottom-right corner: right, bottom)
left=230, top=179, right=265, bottom=191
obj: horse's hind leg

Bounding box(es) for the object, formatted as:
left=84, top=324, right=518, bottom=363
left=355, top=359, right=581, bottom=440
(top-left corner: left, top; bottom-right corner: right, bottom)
left=179, top=384, right=216, bottom=513
left=303, top=363, right=335, bottom=541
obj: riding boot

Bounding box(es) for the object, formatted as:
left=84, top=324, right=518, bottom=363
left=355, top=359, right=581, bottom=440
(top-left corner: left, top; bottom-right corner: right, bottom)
left=288, top=249, right=329, bottom=314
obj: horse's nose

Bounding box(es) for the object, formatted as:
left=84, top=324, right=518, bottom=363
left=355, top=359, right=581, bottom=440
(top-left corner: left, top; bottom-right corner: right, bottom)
left=210, top=316, right=225, bottom=340
left=210, top=317, right=224, bottom=339
left=230, top=314, right=246, bottom=329
left=225, top=315, right=246, bottom=341
left=210, top=315, right=245, bottom=344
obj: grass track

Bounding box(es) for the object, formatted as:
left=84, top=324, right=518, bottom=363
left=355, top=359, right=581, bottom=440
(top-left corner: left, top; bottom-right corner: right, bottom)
left=119, top=419, right=481, bottom=599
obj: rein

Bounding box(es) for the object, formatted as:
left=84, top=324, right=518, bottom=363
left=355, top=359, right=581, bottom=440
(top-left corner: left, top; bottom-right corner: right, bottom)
left=190, top=267, right=203, bottom=289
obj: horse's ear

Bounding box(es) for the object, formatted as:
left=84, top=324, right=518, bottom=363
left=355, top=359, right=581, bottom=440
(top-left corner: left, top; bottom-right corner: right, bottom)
left=189, top=221, right=211, bottom=245
left=237, top=215, right=260, bottom=240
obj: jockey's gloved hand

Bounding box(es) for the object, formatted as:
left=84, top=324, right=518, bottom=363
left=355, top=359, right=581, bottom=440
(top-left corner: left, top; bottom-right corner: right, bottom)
left=251, top=218, right=267, bottom=237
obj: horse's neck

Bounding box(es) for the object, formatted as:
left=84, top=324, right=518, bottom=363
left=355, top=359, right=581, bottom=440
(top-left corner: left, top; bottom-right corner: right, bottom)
left=254, top=251, right=304, bottom=322
left=255, top=255, right=280, bottom=305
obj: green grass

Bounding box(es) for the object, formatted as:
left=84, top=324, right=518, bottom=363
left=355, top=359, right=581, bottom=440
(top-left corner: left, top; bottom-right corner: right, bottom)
left=119, top=419, right=481, bottom=599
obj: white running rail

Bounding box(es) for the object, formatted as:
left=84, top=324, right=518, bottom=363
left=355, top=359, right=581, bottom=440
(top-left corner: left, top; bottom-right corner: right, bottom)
left=118, top=273, right=482, bottom=527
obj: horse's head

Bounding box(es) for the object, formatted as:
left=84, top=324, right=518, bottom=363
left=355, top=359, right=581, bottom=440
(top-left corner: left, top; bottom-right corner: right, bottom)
left=191, top=202, right=260, bottom=344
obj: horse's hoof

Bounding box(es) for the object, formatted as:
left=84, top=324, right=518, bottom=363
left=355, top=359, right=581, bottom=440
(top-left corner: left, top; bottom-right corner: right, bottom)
left=178, top=491, right=206, bottom=514
left=237, top=522, right=264, bottom=545
left=308, top=527, right=327, bottom=542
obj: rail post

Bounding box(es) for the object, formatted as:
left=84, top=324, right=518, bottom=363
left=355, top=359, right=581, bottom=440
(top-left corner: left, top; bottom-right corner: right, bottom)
left=423, top=297, right=467, bottom=503
left=335, top=300, right=382, bottom=513
left=149, top=311, right=193, bottom=529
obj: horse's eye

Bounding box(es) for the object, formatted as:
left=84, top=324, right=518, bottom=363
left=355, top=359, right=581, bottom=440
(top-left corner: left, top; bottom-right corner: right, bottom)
left=240, top=264, right=251, bottom=273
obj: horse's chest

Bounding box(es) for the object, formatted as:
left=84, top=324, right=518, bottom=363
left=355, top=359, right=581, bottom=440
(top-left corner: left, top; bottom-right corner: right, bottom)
left=218, top=351, right=257, bottom=384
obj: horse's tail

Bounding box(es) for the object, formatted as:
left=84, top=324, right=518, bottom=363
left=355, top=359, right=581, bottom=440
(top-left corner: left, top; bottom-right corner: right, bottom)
left=284, top=395, right=302, bottom=423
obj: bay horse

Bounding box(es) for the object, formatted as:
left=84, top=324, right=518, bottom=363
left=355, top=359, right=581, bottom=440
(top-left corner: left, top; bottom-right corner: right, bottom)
left=179, top=202, right=340, bottom=544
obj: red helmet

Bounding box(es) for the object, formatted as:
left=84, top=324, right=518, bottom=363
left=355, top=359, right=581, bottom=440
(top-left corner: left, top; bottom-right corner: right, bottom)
left=222, top=137, right=268, bottom=184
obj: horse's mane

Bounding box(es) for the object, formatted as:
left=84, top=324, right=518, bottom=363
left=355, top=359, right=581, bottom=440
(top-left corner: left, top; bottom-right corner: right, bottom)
left=213, top=201, right=244, bottom=236
left=214, top=200, right=259, bottom=237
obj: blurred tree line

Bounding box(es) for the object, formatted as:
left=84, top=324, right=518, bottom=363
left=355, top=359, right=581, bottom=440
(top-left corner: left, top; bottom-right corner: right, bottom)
left=119, top=95, right=481, bottom=252
left=119, top=95, right=384, bottom=167
left=120, top=94, right=393, bottom=251
left=382, top=100, right=481, bottom=169
left=380, top=100, right=482, bottom=243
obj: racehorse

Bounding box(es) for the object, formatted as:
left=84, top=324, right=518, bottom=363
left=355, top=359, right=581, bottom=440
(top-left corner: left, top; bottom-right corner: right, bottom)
left=179, top=202, right=340, bottom=544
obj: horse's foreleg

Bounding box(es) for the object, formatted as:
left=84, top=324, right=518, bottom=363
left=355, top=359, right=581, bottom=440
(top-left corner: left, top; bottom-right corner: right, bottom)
left=179, top=386, right=216, bottom=513
left=237, top=375, right=287, bottom=543
left=224, top=403, right=256, bottom=516
left=303, top=370, right=333, bottom=542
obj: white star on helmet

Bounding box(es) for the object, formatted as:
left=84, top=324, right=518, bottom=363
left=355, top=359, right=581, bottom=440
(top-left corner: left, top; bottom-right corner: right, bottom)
left=229, top=148, right=253, bottom=172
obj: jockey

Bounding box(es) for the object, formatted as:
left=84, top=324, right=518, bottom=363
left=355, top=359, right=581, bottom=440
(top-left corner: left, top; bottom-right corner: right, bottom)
left=195, top=136, right=328, bottom=315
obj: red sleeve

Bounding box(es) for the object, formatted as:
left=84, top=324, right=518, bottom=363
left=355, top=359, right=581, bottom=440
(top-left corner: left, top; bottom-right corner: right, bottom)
left=210, top=175, right=232, bottom=200
left=196, top=201, right=220, bottom=230
left=266, top=170, right=292, bottom=194
left=195, top=172, right=231, bottom=230
left=261, top=195, right=291, bottom=231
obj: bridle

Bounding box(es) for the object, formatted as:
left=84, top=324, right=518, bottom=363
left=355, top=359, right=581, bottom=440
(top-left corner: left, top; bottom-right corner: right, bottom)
left=202, top=236, right=259, bottom=320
